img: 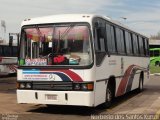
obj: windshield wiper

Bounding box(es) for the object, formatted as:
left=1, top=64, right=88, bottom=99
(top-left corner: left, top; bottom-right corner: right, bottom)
left=51, top=24, right=75, bottom=64
left=53, top=24, right=76, bottom=53
left=59, top=24, right=75, bottom=40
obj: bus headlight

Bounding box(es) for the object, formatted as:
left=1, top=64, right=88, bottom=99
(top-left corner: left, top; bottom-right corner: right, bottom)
left=73, top=82, right=94, bottom=91
left=17, top=82, right=32, bottom=89
left=74, top=83, right=81, bottom=90
left=81, top=84, right=88, bottom=90
left=19, top=83, right=26, bottom=89
left=26, top=83, right=32, bottom=89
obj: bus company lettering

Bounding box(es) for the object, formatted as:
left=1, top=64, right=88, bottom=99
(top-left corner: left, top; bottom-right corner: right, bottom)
left=24, top=74, right=47, bottom=77
left=25, top=59, right=47, bottom=66
left=109, top=60, right=116, bottom=65
left=23, top=74, right=48, bottom=80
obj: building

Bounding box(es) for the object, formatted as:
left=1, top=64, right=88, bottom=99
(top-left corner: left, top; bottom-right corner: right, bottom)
left=149, top=39, right=160, bottom=48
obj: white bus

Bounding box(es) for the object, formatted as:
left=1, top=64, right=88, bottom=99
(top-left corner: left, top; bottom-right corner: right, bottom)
left=0, top=43, right=17, bottom=75
left=17, top=14, right=150, bottom=107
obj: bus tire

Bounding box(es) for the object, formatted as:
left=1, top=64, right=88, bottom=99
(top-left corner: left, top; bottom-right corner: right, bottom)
left=138, top=74, right=143, bottom=92
left=46, top=104, right=56, bottom=108
left=102, top=83, right=113, bottom=108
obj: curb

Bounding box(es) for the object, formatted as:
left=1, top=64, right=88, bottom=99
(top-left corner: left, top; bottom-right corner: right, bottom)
left=154, top=73, right=160, bottom=76
left=150, top=73, right=160, bottom=76
left=150, top=74, right=154, bottom=76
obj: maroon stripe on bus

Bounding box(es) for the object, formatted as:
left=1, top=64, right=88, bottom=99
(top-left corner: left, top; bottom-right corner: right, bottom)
left=41, top=69, right=83, bottom=82
left=116, top=65, right=136, bottom=97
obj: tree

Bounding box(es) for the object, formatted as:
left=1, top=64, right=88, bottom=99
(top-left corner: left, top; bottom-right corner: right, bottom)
left=150, top=31, right=160, bottom=40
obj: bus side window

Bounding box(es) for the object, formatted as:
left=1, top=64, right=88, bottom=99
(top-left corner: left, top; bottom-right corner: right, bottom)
left=115, top=27, right=125, bottom=54
left=138, top=36, right=145, bottom=56
left=125, top=31, right=133, bottom=55
left=94, top=19, right=107, bottom=66
left=132, top=34, right=139, bottom=56
left=106, top=23, right=116, bottom=54
left=144, top=38, right=149, bottom=56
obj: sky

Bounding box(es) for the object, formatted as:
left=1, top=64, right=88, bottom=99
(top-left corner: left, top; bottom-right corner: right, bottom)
left=0, top=0, right=160, bottom=40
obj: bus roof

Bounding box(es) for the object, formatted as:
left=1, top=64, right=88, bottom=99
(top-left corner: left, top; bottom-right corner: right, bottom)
left=22, top=14, right=97, bottom=25
left=22, top=14, right=148, bottom=38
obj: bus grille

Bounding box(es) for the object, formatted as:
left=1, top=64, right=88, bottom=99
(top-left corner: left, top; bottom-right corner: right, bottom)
left=32, top=81, right=73, bottom=91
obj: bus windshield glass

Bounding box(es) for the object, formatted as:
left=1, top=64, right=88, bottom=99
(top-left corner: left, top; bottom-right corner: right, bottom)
left=19, top=24, right=92, bottom=66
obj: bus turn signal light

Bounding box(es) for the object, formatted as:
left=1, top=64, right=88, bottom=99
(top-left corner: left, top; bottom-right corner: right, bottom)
left=87, top=83, right=94, bottom=90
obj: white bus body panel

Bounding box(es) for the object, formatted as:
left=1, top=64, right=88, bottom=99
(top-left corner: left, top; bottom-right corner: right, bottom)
left=17, top=69, right=88, bottom=82
left=17, top=90, right=94, bottom=106
left=17, top=68, right=95, bottom=106
left=94, top=55, right=149, bottom=106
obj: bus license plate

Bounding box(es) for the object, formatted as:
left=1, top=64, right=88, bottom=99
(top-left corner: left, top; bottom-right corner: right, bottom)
left=45, top=94, right=57, bottom=100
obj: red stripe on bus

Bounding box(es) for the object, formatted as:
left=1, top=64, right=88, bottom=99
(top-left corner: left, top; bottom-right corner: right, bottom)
left=116, top=65, right=136, bottom=96
left=41, top=69, right=83, bottom=82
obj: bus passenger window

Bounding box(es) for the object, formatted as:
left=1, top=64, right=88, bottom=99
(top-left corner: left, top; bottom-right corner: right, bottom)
left=106, top=24, right=116, bottom=54
left=144, top=38, right=149, bottom=56
left=132, top=34, right=139, bottom=55
left=115, top=27, right=125, bottom=54
left=125, top=31, right=133, bottom=55
left=138, top=36, right=145, bottom=56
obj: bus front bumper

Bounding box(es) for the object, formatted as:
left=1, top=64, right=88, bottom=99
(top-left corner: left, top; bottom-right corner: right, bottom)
left=17, top=90, right=94, bottom=107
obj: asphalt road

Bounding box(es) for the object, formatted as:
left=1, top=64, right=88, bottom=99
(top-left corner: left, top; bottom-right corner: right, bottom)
left=0, top=75, right=160, bottom=120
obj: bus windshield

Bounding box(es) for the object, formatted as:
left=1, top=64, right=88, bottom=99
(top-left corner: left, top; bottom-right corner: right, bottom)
left=19, top=23, right=92, bottom=66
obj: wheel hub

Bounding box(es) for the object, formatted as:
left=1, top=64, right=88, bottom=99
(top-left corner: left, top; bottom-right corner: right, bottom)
left=106, top=89, right=112, bottom=102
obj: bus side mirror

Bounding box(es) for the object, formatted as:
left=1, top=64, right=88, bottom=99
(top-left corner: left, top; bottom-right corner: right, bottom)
left=97, top=27, right=105, bottom=38
left=94, top=22, right=106, bottom=38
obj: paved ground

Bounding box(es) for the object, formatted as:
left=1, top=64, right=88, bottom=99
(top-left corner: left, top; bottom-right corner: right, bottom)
left=0, top=75, right=160, bottom=120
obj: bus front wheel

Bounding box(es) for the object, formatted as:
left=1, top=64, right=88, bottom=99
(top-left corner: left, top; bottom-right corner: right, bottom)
left=138, top=74, right=144, bottom=92
left=102, top=83, right=113, bottom=108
